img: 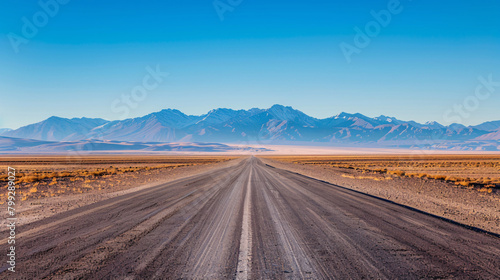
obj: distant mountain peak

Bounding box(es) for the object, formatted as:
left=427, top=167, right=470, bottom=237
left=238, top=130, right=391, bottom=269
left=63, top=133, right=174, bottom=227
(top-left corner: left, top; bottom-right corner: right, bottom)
left=334, top=112, right=367, bottom=119
left=334, top=112, right=348, bottom=118
left=270, top=104, right=288, bottom=109
left=156, top=108, right=187, bottom=115
left=265, top=105, right=317, bottom=126
left=207, top=108, right=237, bottom=114
left=47, top=116, right=64, bottom=121
left=159, top=108, right=180, bottom=112
left=424, top=121, right=444, bottom=128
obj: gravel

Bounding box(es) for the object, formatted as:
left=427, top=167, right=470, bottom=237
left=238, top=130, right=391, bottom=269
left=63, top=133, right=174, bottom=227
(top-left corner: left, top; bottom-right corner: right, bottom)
left=260, top=157, right=500, bottom=235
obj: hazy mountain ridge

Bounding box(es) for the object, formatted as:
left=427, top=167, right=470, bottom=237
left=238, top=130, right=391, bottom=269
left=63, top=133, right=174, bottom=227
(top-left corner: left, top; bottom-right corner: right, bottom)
left=2, top=117, right=108, bottom=141
left=0, top=136, right=270, bottom=153
left=2, top=105, right=499, bottom=150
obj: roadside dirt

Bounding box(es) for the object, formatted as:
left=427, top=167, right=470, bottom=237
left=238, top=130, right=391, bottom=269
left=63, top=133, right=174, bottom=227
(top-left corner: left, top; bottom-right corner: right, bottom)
left=260, top=157, right=500, bottom=235
left=2, top=157, right=244, bottom=226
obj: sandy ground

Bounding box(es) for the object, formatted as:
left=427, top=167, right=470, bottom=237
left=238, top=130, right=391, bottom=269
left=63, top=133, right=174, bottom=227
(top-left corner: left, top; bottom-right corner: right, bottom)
left=260, top=157, right=500, bottom=235
left=4, top=157, right=244, bottom=226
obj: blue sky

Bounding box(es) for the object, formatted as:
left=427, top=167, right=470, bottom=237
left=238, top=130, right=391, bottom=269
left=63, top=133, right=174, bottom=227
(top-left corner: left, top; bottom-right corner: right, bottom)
left=1, top=0, right=499, bottom=129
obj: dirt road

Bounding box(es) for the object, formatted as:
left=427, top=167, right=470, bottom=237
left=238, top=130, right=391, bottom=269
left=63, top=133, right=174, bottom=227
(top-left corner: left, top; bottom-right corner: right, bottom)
left=1, top=157, right=499, bottom=279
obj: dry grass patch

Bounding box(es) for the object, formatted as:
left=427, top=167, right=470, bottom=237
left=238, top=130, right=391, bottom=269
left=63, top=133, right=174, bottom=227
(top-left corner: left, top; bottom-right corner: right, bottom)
left=0, top=155, right=236, bottom=201
left=264, top=155, right=500, bottom=193
left=341, top=174, right=393, bottom=181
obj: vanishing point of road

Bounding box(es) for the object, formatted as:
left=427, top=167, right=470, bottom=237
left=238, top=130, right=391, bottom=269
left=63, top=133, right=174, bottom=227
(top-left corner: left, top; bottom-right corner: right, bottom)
left=1, top=157, right=499, bottom=279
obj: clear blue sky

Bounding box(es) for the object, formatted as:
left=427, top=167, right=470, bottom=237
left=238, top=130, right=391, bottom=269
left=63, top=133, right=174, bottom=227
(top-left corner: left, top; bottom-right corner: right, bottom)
left=1, top=0, right=499, bottom=129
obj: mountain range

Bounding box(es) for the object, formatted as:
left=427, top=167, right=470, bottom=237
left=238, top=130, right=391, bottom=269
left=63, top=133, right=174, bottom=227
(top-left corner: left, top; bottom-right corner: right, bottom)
left=2, top=105, right=500, bottom=150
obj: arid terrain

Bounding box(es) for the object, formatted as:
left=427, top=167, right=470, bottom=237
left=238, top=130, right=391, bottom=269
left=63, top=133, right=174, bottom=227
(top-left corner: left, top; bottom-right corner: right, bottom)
left=261, top=155, right=500, bottom=234
left=0, top=154, right=499, bottom=279
left=265, top=155, right=500, bottom=190
left=0, top=155, right=236, bottom=225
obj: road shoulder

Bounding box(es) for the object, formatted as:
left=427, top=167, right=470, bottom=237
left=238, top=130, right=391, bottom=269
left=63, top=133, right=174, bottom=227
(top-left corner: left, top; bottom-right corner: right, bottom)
left=2, top=157, right=246, bottom=228
left=259, top=157, right=500, bottom=235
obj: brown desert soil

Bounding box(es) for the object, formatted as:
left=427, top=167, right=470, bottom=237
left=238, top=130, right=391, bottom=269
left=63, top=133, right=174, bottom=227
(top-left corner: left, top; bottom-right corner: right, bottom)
left=1, top=157, right=244, bottom=226
left=260, top=157, right=500, bottom=235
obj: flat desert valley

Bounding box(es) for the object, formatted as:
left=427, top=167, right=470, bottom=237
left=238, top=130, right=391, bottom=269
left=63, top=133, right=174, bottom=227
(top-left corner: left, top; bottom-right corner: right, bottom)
left=1, top=152, right=499, bottom=278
